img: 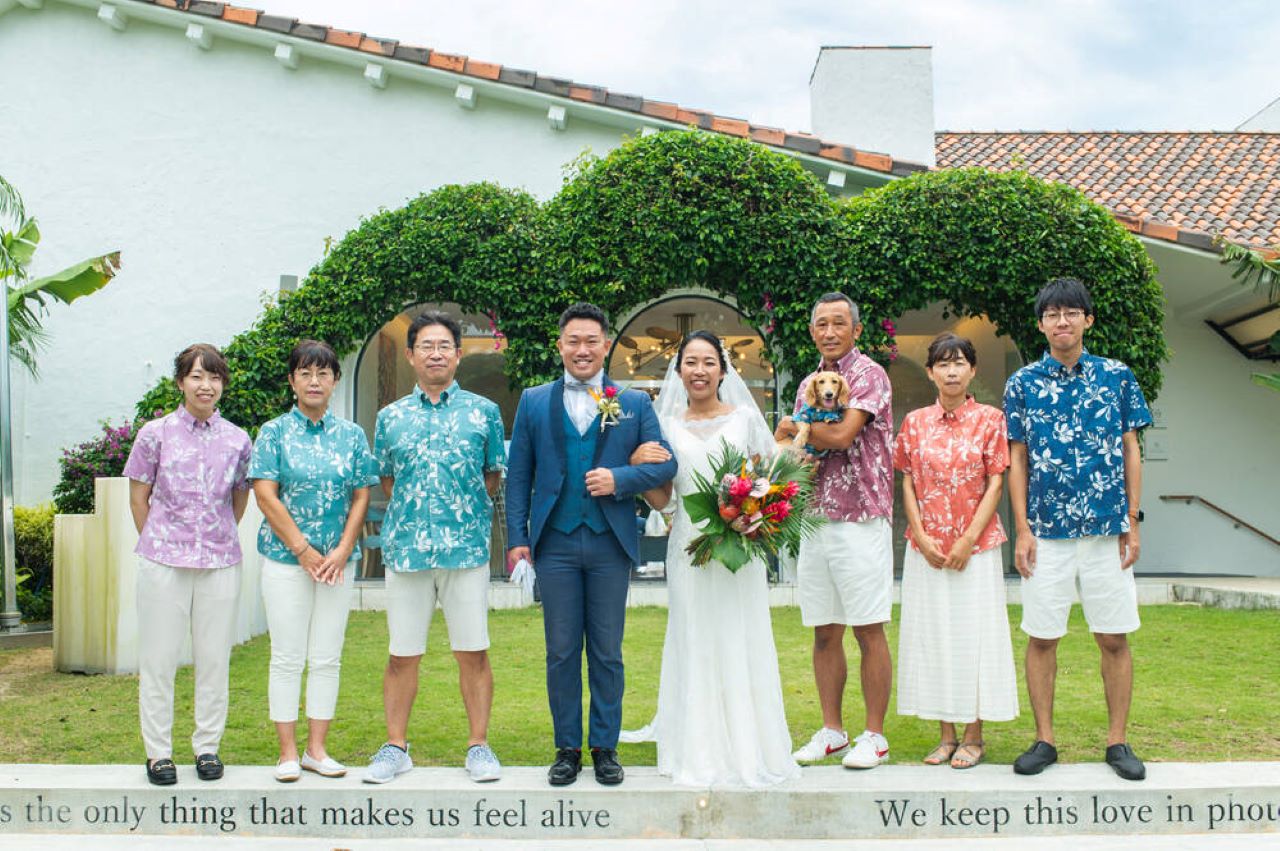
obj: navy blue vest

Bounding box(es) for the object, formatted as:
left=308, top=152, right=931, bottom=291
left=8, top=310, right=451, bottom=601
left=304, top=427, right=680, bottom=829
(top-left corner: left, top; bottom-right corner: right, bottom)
left=547, top=408, right=608, bottom=535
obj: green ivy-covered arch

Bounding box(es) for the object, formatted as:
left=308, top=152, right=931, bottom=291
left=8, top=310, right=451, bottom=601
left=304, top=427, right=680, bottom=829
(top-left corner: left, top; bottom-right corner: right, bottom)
left=133, top=129, right=1167, bottom=434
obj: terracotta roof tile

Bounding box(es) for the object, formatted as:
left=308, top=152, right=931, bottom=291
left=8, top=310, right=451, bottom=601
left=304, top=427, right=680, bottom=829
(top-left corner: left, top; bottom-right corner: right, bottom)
left=464, top=59, right=502, bottom=81
left=187, top=2, right=223, bottom=17
left=324, top=29, right=362, bottom=49
left=533, top=76, right=572, bottom=97
left=358, top=36, right=397, bottom=57
left=498, top=67, right=536, bottom=88
left=854, top=150, right=893, bottom=171
left=569, top=85, right=607, bottom=105
left=938, top=132, right=1280, bottom=248
left=221, top=5, right=258, bottom=26
left=427, top=51, right=466, bottom=73
left=126, top=0, right=924, bottom=178
left=392, top=45, right=430, bottom=65
left=710, top=116, right=750, bottom=138
left=289, top=22, right=328, bottom=42
left=749, top=125, right=786, bottom=146
left=640, top=100, right=680, bottom=121
left=255, top=13, right=294, bottom=33
left=605, top=92, right=644, bottom=111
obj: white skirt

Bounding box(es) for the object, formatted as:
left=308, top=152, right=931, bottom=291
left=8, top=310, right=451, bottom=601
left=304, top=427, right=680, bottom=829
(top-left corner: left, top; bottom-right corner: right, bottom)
left=896, top=545, right=1019, bottom=723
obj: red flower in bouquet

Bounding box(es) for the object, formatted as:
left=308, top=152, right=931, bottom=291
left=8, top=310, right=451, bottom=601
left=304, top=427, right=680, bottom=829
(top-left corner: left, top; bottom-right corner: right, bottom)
left=728, top=476, right=753, bottom=501
left=763, top=500, right=793, bottom=522
left=780, top=481, right=800, bottom=500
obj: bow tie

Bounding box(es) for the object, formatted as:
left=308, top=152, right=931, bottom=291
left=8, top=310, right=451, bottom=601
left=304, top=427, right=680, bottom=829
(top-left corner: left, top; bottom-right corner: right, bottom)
left=565, top=379, right=601, bottom=392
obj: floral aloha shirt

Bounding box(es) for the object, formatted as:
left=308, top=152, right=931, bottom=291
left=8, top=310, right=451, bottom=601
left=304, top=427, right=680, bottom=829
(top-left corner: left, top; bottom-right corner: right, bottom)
left=795, top=348, right=894, bottom=524
left=122, top=405, right=252, bottom=568
left=1003, top=350, right=1151, bottom=540
left=374, top=382, right=506, bottom=571
left=893, top=397, right=1009, bottom=554
left=248, top=407, right=380, bottom=564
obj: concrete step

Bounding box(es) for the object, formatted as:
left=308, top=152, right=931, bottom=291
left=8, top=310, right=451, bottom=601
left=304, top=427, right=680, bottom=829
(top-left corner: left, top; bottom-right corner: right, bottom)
left=2, top=832, right=1278, bottom=849
left=1172, top=579, right=1280, bottom=610
left=2, top=762, right=1277, bottom=843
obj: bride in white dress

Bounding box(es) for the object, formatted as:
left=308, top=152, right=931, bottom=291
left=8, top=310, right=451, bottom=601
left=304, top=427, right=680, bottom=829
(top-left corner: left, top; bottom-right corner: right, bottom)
left=621, top=331, right=800, bottom=788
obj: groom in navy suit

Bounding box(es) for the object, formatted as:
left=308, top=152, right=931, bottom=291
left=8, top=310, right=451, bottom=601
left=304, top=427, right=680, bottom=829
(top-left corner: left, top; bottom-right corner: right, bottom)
left=506, top=302, right=677, bottom=787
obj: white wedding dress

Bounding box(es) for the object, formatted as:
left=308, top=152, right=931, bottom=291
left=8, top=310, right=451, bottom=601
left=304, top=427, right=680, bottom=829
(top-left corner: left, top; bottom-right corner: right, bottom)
left=623, top=404, right=800, bottom=788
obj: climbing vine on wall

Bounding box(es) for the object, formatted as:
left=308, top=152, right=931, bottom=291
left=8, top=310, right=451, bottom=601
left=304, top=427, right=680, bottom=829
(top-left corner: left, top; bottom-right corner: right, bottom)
left=123, top=129, right=1165, bottom=435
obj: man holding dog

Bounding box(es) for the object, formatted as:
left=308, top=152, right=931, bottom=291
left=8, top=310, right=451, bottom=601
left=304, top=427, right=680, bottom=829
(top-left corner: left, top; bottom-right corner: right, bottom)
left=775, top=292, right=895, bottom=769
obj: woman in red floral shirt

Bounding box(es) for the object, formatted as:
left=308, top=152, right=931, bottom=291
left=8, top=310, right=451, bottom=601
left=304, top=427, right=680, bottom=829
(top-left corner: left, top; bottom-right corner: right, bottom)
left=893, top=333, right=1018, bottom=769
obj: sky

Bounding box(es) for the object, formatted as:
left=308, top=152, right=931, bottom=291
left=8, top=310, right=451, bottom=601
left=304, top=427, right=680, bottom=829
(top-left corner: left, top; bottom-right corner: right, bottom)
left=249, top=0, right=1279, bottom=133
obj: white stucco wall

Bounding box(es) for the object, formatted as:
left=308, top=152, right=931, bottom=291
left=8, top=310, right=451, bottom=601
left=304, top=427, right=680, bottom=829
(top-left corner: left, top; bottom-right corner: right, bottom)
left=1140, top=309, right=1280, bottom=575
left=0, top=2, right=633, bottom=502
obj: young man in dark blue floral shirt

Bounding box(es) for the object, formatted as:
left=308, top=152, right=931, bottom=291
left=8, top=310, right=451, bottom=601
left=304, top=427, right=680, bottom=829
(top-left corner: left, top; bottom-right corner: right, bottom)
left=1004, top=278, right=1152, bottom=782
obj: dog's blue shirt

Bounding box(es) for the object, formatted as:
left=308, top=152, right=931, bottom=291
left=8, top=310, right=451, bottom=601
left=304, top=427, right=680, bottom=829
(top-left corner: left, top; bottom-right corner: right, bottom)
left=794, top=404, right=844, bottom=457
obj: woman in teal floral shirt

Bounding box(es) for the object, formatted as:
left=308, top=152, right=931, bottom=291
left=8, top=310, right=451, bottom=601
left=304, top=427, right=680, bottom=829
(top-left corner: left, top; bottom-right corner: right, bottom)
left=250, top=340, right=379, bottom=783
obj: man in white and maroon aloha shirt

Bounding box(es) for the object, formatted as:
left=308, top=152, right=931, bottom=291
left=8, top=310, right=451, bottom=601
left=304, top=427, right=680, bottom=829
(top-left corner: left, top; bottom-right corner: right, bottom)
left=775, top=292, right=895, bottom=771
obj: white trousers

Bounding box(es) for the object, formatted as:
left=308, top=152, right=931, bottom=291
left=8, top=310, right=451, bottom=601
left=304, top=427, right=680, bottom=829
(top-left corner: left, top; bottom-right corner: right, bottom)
left=137, top=559, right=242, bottom=759
left=260, top=556, right=356, bottom=722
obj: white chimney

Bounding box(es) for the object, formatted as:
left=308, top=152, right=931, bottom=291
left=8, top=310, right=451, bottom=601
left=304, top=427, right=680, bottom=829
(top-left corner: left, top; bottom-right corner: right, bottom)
left=810, top=46, right=936, bottom=168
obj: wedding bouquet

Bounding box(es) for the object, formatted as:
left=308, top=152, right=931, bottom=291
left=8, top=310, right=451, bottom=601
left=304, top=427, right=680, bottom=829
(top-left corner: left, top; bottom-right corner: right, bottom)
left=682, top=439, right=825, bottom=573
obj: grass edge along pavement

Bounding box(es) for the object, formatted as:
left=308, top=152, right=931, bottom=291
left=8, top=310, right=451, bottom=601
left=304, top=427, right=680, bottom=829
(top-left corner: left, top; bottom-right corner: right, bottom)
left=0, top=604, right=1276, bottom=767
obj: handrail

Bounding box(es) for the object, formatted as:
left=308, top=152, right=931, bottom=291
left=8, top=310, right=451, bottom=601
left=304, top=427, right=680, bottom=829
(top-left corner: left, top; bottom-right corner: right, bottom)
left=1159, top=495, right=1280, bottom=548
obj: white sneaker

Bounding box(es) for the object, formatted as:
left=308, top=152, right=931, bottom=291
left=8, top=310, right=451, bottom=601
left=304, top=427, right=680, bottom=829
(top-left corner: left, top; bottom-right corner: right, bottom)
left=842, top=730, right=890, bottom=769
left=792, top=727, right=850, bottom=763
left=363, top=743, right=412, bottom=784
left=273, top=759, right=301, bottom=783
left=465, top=744, right=502, bottom=783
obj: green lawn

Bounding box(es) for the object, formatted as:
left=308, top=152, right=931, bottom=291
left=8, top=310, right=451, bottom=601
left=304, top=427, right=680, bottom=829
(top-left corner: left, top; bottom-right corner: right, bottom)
left=1, top=604, right=1277, bottom=767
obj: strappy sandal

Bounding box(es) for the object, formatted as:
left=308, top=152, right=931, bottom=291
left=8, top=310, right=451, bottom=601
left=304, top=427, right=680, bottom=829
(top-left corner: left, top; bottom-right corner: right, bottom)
left=951, top=741, right=985, bottom=769
left=923, top=741, right=959, bottom=765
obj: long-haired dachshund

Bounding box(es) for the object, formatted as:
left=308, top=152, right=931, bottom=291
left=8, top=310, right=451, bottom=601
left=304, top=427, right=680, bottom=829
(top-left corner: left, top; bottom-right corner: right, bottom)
left=789, top=371, right=850, bottom=457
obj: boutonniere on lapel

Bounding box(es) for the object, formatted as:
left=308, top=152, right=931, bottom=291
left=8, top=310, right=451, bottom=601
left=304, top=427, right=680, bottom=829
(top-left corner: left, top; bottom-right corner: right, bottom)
left=589, top=385, right=623, bottom=432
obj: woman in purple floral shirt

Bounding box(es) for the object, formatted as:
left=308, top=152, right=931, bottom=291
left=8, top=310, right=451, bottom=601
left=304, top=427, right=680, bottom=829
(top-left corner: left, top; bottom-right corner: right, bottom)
left=123, top=344, right=252, bottom=786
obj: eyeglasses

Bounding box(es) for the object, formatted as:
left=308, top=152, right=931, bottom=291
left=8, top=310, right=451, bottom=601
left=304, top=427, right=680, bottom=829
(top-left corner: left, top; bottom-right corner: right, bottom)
left=413, top=342, right=457, bottom=354
left=1042, top=309, right=1086, bottom=323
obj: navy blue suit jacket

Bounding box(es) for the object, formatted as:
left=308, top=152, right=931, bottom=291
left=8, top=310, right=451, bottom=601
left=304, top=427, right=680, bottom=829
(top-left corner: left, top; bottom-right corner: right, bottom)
left=505, top=377, right=677, bottom=565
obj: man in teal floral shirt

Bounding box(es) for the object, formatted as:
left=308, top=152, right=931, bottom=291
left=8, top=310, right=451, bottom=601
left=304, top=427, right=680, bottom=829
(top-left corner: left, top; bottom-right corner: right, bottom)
left=364, top=311, right=506, bottom=786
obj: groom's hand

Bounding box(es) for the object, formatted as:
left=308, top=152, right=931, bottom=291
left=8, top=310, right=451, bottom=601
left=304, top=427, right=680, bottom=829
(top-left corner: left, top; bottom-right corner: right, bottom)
left=585, top=467, right=616, bottom=496
left=507, top=546, right=531, bottom=572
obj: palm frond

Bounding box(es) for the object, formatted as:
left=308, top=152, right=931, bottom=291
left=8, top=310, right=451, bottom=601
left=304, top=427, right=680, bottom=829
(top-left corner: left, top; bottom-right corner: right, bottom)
left=0, top=174, right=25, bottom=226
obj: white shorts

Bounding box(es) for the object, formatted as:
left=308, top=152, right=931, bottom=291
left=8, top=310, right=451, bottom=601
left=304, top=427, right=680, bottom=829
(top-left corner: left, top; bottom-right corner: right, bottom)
left=797, top=517, right=893, bottom=627
left=1020, top=535, right=1140, bottom=639
left=385, top=566, right=490, bottom=655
